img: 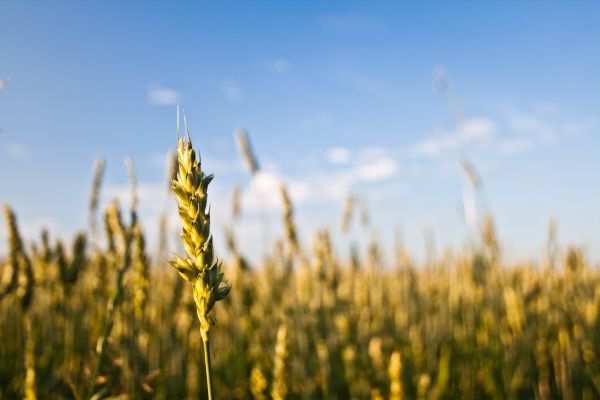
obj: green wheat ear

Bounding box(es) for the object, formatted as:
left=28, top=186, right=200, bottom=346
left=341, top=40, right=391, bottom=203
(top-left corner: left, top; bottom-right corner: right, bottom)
left=169, top=129, right=231, bottom=340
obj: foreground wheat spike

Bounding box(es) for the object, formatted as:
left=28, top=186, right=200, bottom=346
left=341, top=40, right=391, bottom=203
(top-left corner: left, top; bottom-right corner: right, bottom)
left=170, top=129, right=230, bottom=400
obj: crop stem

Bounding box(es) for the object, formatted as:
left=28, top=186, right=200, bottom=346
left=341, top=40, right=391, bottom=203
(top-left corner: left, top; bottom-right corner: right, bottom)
left=202, top=337, right=214, bottom=400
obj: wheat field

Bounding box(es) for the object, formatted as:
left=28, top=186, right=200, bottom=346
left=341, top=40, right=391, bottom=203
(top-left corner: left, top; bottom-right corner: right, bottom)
left=1, top=131, right=600, bottom=400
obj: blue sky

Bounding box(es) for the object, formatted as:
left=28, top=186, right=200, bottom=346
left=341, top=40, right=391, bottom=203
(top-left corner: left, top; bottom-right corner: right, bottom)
left=1, top=1, right=600, bottom=263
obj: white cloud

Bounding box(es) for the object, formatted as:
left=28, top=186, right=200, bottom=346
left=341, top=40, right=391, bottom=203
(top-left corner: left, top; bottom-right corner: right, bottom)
left=411, top=117, right=496, bottom=157
left=326, top=147, right=352, bottom=165
left=352, top=147, right=398, bottom=182
left=4, top=141, right=30, bottom=159
left=308, top=169, right=354, bottom=202
left=355, top=157, right=397, bottom=182
left=148, top=84, right=179, bottom=106
left=242, top=168, right=311, bottom=212
left=268, top=59, right=291, bottom=75
left=508, top=113, right=542, bottom=133
left=562, top=117, right=599, bottom=137
left=225, top=149, right=395, bottom=215
left=221, top=79, right=243, bottom=103
left=288, top=180, right=311, bottom=202
left=247, top=170, right=282, bottom=210
left=151, top=151, right=174, bottom=171
left=506, top=108, right=598, bottom=152
left=285, top=147, right=400, bottom=206
left=412, top=134, right=456, bottom=157
left=498, top=138, right=533, bottom=155
left=461, top=118, right=496, bottom=141
left=409, top=107, right=598, bottom=161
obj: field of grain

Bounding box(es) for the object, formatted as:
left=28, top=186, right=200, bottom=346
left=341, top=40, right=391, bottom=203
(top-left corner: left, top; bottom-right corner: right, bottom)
left=1, top=124, right=599, bottom=400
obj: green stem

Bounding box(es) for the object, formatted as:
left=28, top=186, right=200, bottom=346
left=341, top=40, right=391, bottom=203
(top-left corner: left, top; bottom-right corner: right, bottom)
left=86, top=229, right=133, bottom=400
left=202, top=337, right=214, bottom=400
left=86, top=295, right=116, bottom=400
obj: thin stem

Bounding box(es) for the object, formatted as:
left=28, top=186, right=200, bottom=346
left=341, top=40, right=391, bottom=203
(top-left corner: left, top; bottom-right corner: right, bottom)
left=86, top=295, right=117, bottom=400
left=86, top=229, right=133, bottom=400
left=202, top=337, right=214, bottom=400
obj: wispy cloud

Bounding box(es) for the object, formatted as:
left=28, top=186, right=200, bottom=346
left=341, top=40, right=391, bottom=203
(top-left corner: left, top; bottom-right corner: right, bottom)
left=221, top=79, right=243, bottom=103
left=230, top=145, right=399, bottom=215
left=151, top=150, right=174, bottom=171
left=410, top=106, right=599, bottom=160
left=336, top=69, right=388, bottom=97
left=411, top=117, right=497, bottom=157
left=562, top=117, right=599, bottom=137
left=461, top=118, right=497, bottom=141
left=326, top=147, right=352, bottom=165
left=268, top=146, right=402, bottom=207
left=353, top=147, right=398, bottom=182
left=497, top=137, right=533, bottom=155
left=4, top=141, right=31, bottom=159
left=506, top=108, right=599, bottom=147
left=147, top=84, right=179, bottom=106
left=268, top=58, right=291, bottom=75
left=356, top=157, right=397, bottom=182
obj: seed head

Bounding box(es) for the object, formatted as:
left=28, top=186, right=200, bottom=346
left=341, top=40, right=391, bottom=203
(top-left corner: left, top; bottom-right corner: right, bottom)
left=2, top=206, right=34, bottom=308
left=170, top=133, right=230, bottom=339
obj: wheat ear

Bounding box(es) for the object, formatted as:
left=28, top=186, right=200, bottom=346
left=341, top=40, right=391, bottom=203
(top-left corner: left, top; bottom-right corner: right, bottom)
left=170, top=127, right=230, bottom=400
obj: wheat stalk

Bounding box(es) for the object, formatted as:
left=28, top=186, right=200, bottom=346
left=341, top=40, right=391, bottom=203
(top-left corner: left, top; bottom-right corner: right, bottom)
left=280, top=183, right=299, bottom=258
left=170, top=124, right=230, bottom=400
left=2, top=206, right=34, bottom=306
left=388, top=351, right=403, bottom=400
left=2, top=206, right=37, bottom=399
left=87, top=201, right=134, bottom=399
left=271, top=324, right=288, bottom=400
left=88, top=158, right=106, bottom=238
left=231, top=184, right=242, bottom=221
left=235, top=128, right=260, bottom=174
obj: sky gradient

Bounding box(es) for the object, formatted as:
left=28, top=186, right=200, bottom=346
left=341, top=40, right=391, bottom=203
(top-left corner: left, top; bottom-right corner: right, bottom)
left=1, top=1, right=600, bottom=263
